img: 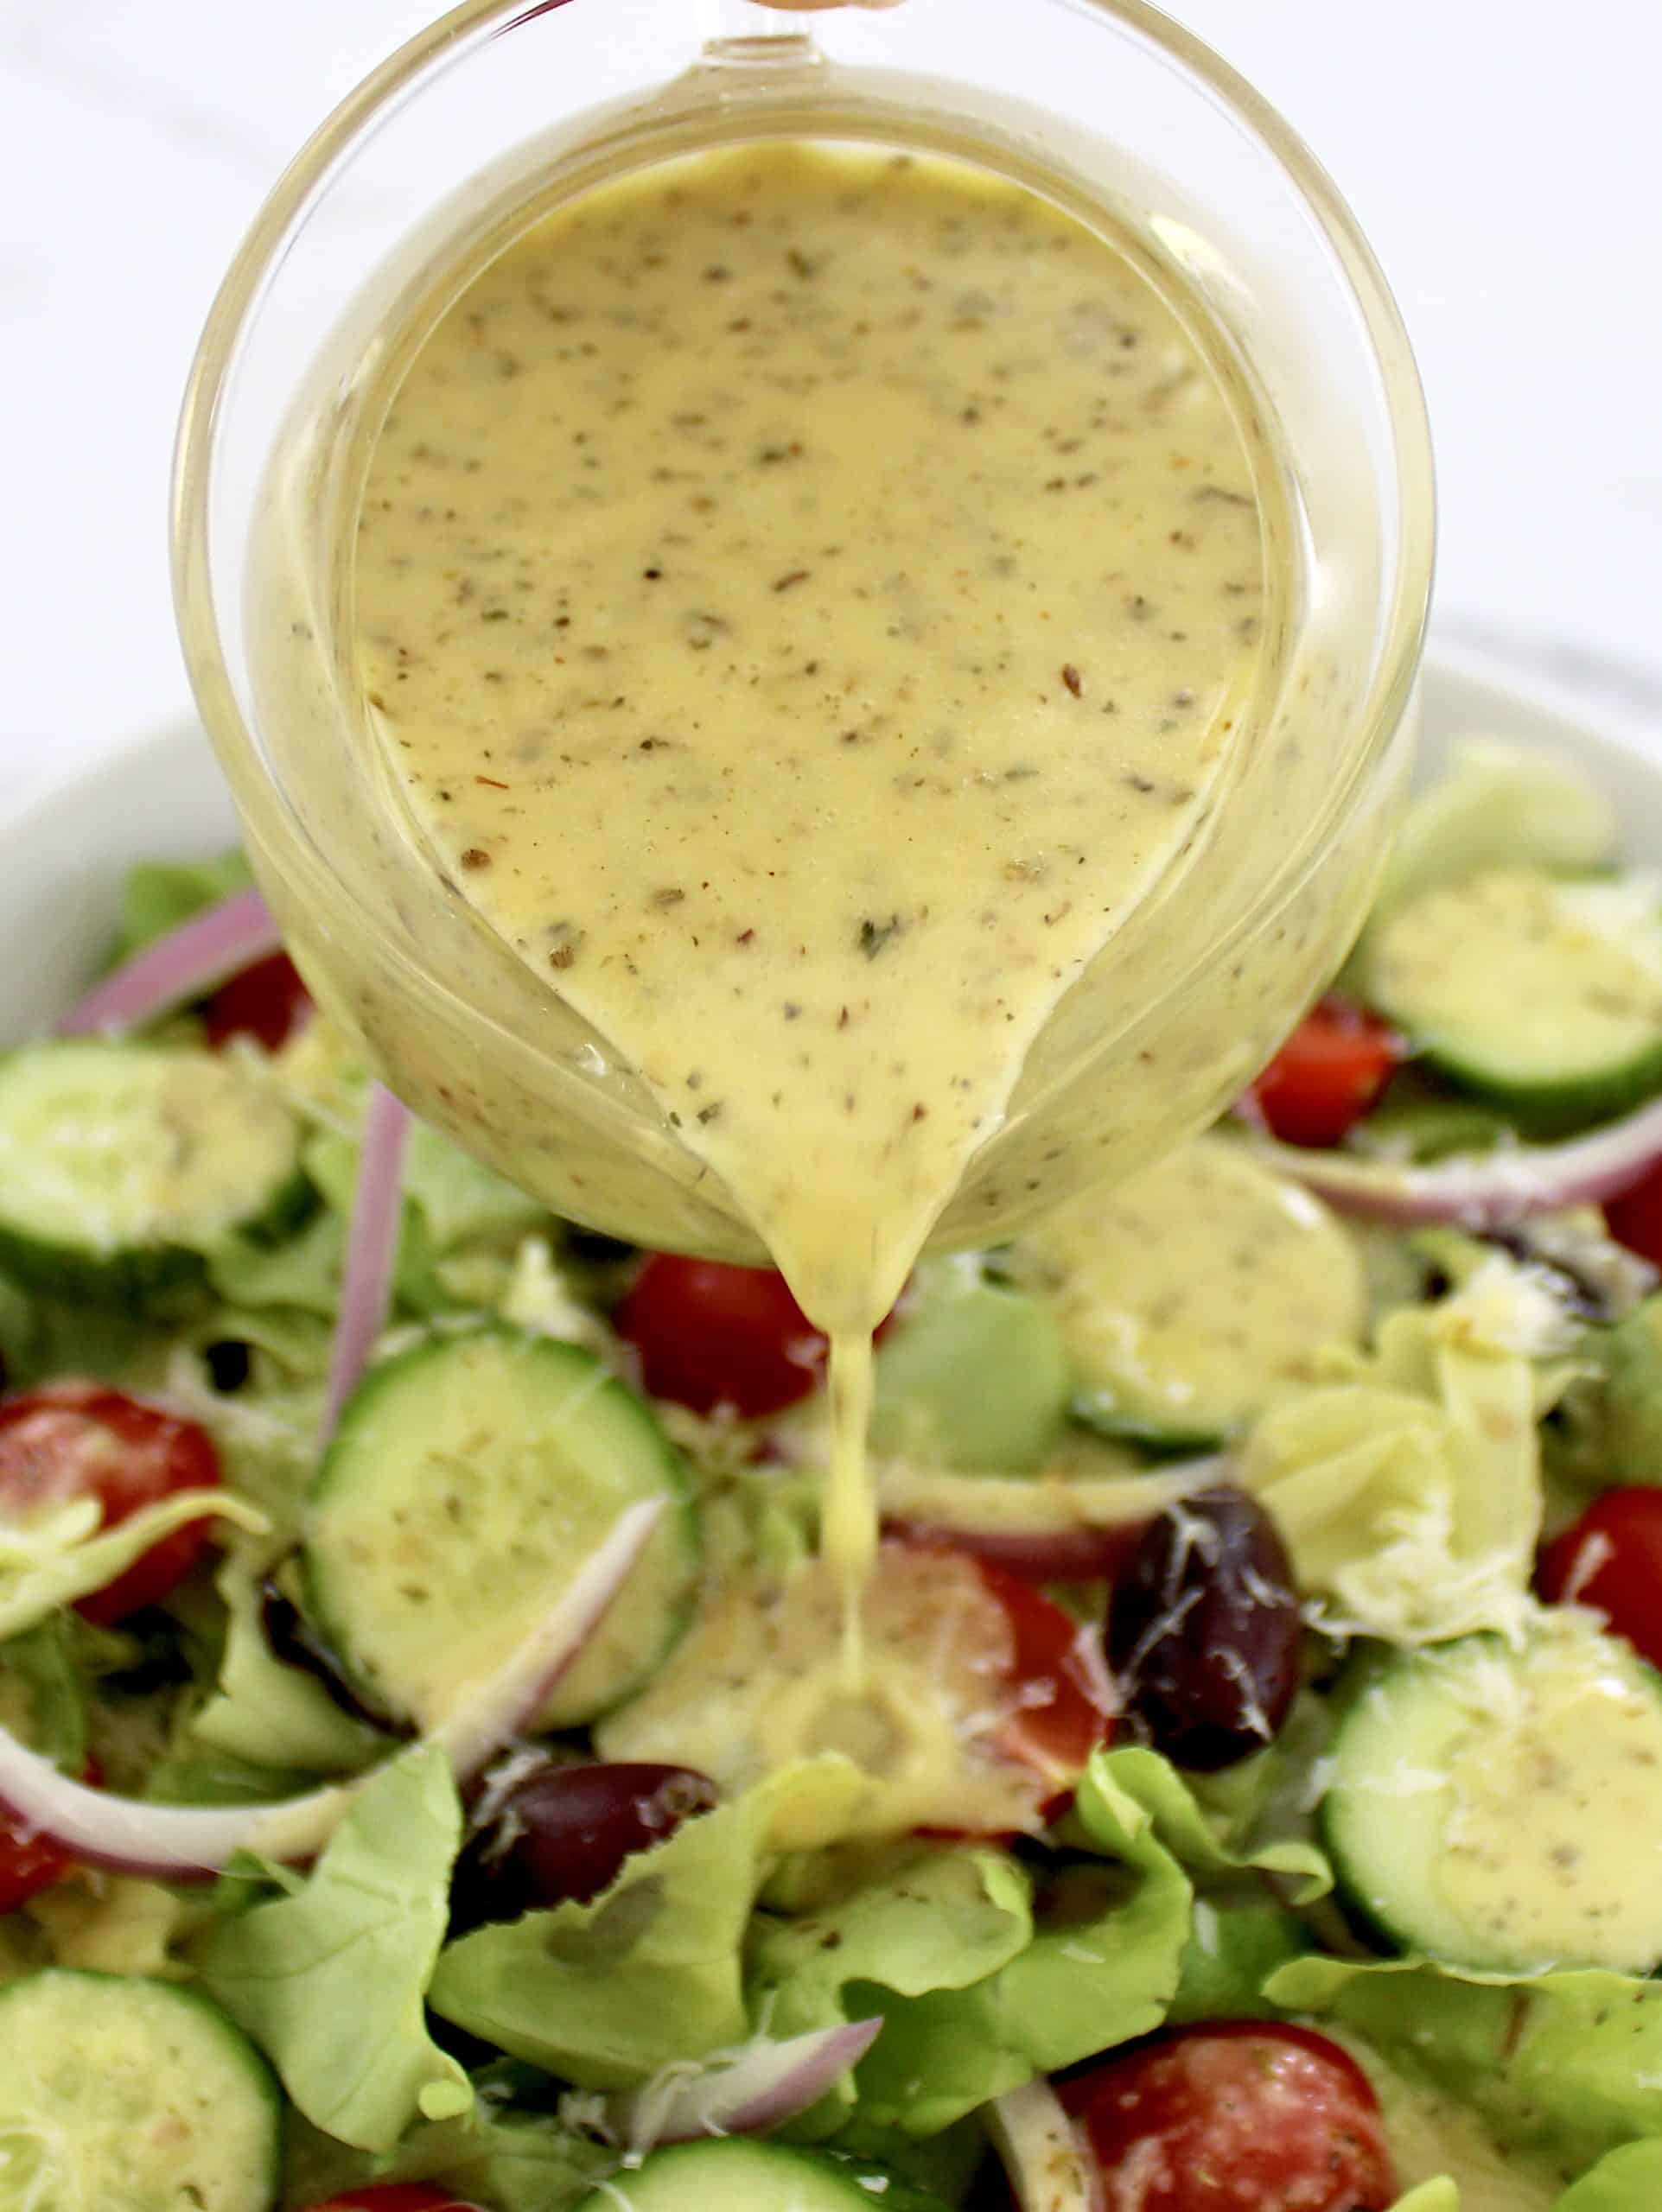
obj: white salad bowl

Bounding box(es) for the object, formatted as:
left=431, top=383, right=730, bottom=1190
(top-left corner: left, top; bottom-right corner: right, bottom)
left=3, top=647, right=1657, bottom=1052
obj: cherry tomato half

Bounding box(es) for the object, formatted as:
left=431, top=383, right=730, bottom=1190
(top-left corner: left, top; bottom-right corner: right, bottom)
left=1602, top=1160, right=1662, bottom=1269
left=204, top=951, right=311, bottom=1052
left=1067, top=2023, right=1397, bottom=2212
left=0, top=1383, right=223, bottom=1624
left=614, top=1255, right=828, bottom=1416
left=1538, top=1487, right=1662, bottom=1670
left=975, top=1556, right=1113, bottom=1785
left=0, top=1804, right=78, bottom=1916
left=297, top=2190, right=484, bottom=2212
left=1243, top=996, right=1404, bottom=1149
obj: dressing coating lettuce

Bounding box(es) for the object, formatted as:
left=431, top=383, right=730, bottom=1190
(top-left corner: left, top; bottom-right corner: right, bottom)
left=748, top=1745, right=1328, bottom=2138
left=1236, top=1259, right=1567, bottom=1643
left=1270, top=1953, right=1662, bottom=2183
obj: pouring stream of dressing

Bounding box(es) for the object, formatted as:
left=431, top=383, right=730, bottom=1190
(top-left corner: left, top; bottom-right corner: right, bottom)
left=350, top=143, right=1271, bottom=1637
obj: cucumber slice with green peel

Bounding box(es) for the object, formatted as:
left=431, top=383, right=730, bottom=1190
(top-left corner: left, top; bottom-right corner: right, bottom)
left=1321, top=1612, right=1662, bottom=1974
left=0, top=1967, right=282, bottom=2211
left=303, top=1325, right=698, bottom=1731
left=1003, top=1136, right=1366, bottom=1439
left=1067, top=1392, right=1226, bottom=1459
left=574, top=2140, right=951, bottom=2211
left=1368, top=734, right=1620, bottom=931
left=1367, top=867, right=1662, bottom=1136
left=0, top=1041, right=310, bottom=1312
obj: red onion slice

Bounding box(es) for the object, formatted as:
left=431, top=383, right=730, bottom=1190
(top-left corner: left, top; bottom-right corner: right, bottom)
left=606, top=2018, right=884, bottom=2154
left=0, top=1496, right=662, bottom=1878
left=1251, top=1099, right=1662, bottom=1229
left=57, top=888, right=283, bottom=1038
left=989, top=2079, right=1104, bottom=2212
left=882, top=1462, right=1221, bottom=1583
left=322, top=1084, right=412, bottom=1437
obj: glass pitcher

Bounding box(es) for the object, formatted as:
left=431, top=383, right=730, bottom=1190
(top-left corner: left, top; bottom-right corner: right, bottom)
left=174, top=0, right=1433, bottom=1277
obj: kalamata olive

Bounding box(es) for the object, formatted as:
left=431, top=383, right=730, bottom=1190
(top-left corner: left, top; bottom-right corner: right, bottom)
left=1106, top=1484, right=1302, bottom=1771
left=450, top=1759, right=718, bottom=1929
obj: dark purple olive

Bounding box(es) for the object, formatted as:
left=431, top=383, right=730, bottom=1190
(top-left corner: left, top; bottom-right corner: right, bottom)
left=450, top=1759, right=718, bottom=1929
left=1106, top=1484, right=1302, bottom=1771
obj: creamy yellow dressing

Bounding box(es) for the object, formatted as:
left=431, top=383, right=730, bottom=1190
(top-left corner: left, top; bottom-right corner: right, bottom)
left=350, top=143, right=1269, bottom=1596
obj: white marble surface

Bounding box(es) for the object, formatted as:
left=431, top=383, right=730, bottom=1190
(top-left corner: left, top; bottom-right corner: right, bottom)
left=1, top=0, right=1659, bottom=802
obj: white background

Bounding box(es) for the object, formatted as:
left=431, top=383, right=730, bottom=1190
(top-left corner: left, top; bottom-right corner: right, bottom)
left=2, top=0, right=1659, bottom=798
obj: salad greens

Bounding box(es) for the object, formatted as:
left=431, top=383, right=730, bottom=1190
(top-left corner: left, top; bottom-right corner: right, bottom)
left=3, top=734, right=1662, bottom=2210
left=194, top=1745, right=473, bottom=2153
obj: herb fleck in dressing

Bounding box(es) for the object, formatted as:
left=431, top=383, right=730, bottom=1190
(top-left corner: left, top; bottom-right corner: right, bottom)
left=353, top=143, right=1268, bottom=1597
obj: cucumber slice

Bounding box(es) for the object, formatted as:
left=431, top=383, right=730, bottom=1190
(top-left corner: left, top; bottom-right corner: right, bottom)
left=1004, top=1136, right=1366, bottom=1440
left=574, top=2140, right=949, bottom=2210
left=1370, top=735, right=1619, bottom=929
left=1367, top=867, right=1662, bottom=1135
left=0, top=1967, right=281, bottom=2210
left=0, top=1041, right=309, bottom=1312
left=303, top=1325, right=697, bottom=1730
left=1321, top=1612, right=1662, bottom=1974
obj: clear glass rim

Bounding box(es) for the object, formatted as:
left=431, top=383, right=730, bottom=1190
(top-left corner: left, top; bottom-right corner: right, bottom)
left=173, top=0, right=1435, bottom=1000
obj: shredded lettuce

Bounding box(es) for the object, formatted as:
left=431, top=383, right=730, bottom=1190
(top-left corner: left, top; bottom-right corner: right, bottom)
left=0, top=1489, right=268, bottom=1642
left=0, top=1615, right=87, bottom=1768
left=186, top=1541, right=386, bottom=1777
left=1237, top=1261, right=1553, bottom=1643
left=189, top=1742, right=472, bottom=2153
left=429, top=1757, right=866, bottom=2090
left=747, top=1745, right=1328, bottom=2138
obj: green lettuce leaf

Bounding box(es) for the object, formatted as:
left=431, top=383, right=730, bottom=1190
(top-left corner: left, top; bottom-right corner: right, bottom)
left=1237, top=1261, right=1556, bottom=1643
left=429, top=1758, right=866, bottom=2089
left=189, top=1742, right=471, bottom=2152
left=282, top=2104, right=615, bottom=2212
left=1385, top=2142, right=1662, bottom=2212
left=748, top=1745, right=1329, bottom=2138
left=0, top=1490, right=268, bottom=1640
left=0, top=1616, right=87, bottom=1767
left=1268, top=1954, right=1662, bottom=2181
left=1168, top=1897, right=1308, bottom=2024
left=210, top=1211, right=345, bottom=1319
left=105, top=851, right=255, bottom=969
left=187, top=1542, right=385, bottom=1777
left=1555, top=2143, right=1662, bottom=2209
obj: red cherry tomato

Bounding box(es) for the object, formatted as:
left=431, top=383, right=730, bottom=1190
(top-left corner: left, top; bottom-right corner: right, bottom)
left=297, top=2190, right=484, bottom=2212
left=1538, top=1487, right=1662, bottom=1670
left=204, top=951, right=311, bottom=1052
left=1244, top=996, right=1404, bottom=1149
left=1067, top=2023, right=1397, bottom=2212
left=1603, top=1160, right=1662, bottom=1268
left=0, top=1805, right=78, bottom=1915
left=0, top=1756, right=101, bottom=1915
left=975, top=1556, right=1113, bottom=1784
left=614, top=1255, right=828, bottom=1416
left=0, top=1383, right=223, bottom=1624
